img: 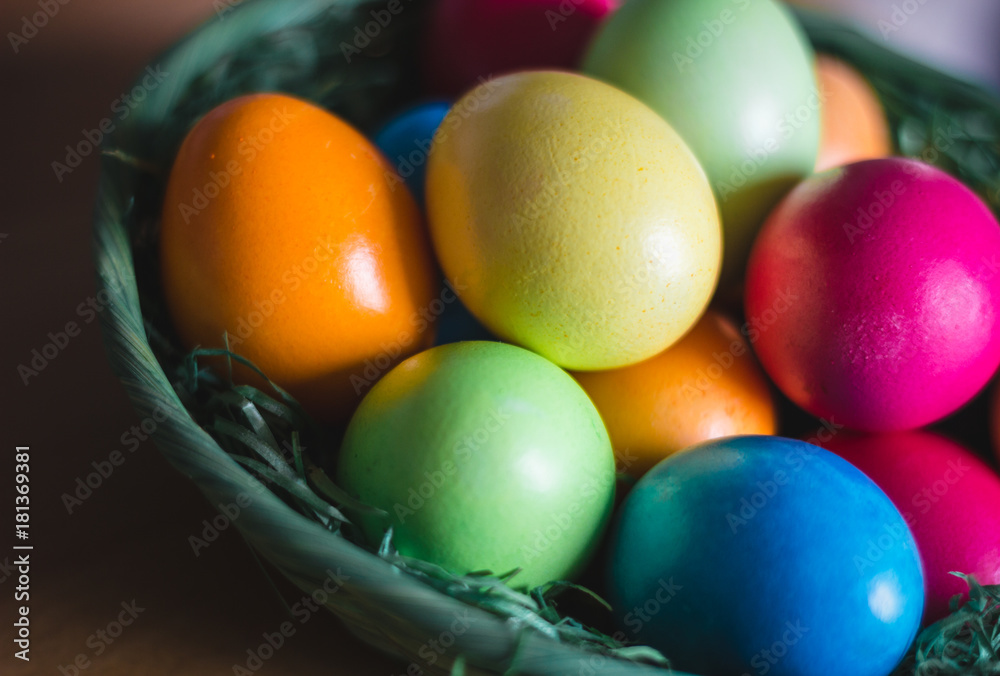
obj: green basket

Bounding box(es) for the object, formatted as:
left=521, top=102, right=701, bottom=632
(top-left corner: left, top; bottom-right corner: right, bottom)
left=92, top=1, right=1000, bottom=674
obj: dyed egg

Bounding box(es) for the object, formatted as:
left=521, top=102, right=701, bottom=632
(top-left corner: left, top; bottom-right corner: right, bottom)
left=573, top=310, right=776, bottom=477
left=824, top=431, right=1000, bottom=622
left=582, top=0, right=820, bottom=290
left=993, top=389, right=1000, bottom=464
left=609, top=436, right=923, bottom=676
left=374, top=101, right=451, bottom=206
left=426, top=71, right=721, bottom=371
left=423, top=0, right=617, bottom=96
left=338, top=341, right=616, bottom=589
left=815, top=55, right=893, bottom=171
left=745, top=158, right=1000, bottom=431
left=160, top=94, right=440, bottom=421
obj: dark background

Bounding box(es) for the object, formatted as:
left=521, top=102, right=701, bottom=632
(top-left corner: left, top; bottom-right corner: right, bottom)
left=1, top=1, right=998, bottom=675
left=0, top=0, right=398, bottom=673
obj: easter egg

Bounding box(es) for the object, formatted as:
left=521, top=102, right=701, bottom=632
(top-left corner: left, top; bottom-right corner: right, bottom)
left=609, top=436, right=924, bottom=676
left=573, top=310, right=776, bottom=477
left=160, top=93, right=440, bottom=421
left=338, top=341, right=616, bottom=588
left=582, top=0, right=820, bottom=290
left=993, top=390, right=1000, bottom=464
left=815, top=55, right=892, bottom=171
left=745, top=158, right=1000, bottom=431
left=374, top=101, right=451, bottom=206
left=423, top=0, right=617, bottom=96
left=426, top=71, right=721, bottom=371
left=824, top=431, right=1000, bottom=622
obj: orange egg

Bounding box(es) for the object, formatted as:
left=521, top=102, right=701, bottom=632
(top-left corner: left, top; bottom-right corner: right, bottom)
left=160, top=93, right=440, bottom=421
left=572, top=311, right=776, bottom=477
left=815, top=55, right=893, bottom=171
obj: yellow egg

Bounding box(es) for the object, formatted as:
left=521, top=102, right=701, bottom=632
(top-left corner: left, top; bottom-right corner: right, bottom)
left=426, top=71, right=722, bottom=370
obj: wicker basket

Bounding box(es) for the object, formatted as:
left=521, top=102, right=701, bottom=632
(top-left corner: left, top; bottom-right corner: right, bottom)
left=92, top=1, right=1000, bottom=674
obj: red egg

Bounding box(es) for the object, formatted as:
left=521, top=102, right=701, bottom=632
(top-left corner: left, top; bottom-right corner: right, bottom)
left=824, top=431, right=1000, bottom=622
left=745, top=158, right=1000, bottom=431
left=423, top=0, right=617, bottom=96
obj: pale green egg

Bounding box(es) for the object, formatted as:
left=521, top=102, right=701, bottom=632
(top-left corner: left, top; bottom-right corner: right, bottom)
left=337, top=342, right=616, bottom=589
left=583, top=0, right=820, bottom=292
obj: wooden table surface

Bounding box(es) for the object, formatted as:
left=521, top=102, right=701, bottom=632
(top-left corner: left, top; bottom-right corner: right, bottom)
left=1, top=1, right=399, bottom=673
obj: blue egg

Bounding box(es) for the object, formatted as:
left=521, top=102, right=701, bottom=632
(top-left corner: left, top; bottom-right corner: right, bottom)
left=609, top=436, right=923, bottom=676
left=374, top=101, right=451, bottom=206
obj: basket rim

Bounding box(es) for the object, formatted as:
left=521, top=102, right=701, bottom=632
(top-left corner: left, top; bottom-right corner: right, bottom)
left=90, top=0, right=676, bottom=674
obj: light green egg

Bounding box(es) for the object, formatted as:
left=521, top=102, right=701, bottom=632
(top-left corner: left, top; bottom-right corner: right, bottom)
left=583, top=0, right=820, bottom=292
left=426, top=71, right=721, bottom=371
left=337, top=341, right=616, bottom=589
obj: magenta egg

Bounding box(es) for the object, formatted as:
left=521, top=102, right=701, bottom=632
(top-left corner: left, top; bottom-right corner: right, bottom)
left=745, top=158, right=1000, bottom=431
left=422, top=0, right=617, bottom=96
left=823, top=431, right=1000, bottom=622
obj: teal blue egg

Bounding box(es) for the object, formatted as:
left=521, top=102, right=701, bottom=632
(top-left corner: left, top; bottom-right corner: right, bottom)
left=609, top=436, right=923, bottom=676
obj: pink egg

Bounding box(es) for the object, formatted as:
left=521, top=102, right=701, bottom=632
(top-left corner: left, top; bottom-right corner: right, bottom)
left=422, top=0, right=617, bottom=96
left=823, top=431, right=1000, bottom=622
left=745, top=158, right=1000, bottom=431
